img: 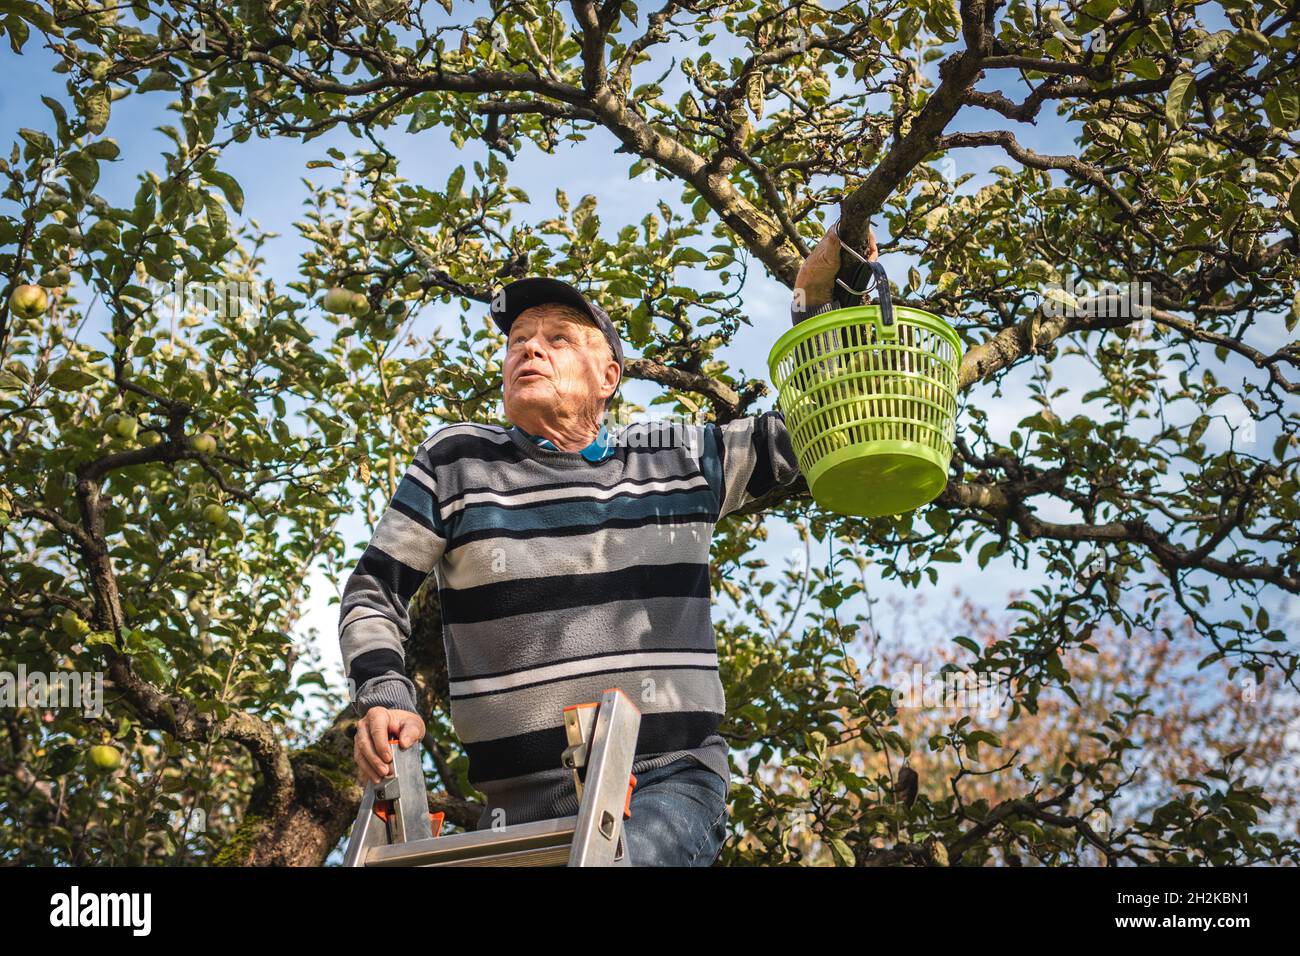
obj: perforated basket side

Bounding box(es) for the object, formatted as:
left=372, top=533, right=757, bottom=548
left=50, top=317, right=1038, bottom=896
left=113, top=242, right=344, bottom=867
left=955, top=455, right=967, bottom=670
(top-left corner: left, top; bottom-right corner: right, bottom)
left=770, top=305, right=962, bottom=471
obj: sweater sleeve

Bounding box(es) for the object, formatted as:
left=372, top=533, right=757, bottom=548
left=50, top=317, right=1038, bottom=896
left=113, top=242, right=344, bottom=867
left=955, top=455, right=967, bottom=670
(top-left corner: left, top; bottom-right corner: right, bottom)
left=339, top=437, right=448, bottom=717
left=790, top=297, right=838, bottom=326
left=702, top=410, right=805, bottom=520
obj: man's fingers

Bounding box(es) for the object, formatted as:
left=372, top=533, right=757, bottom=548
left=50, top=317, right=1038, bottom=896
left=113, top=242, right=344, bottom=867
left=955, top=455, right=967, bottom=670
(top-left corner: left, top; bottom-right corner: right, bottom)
left=818, top=225, right=841, bottom=261
left=794, top=220, right=852, bottom=311
left=353, top=710, right=393, bottom=785
left=797, top=229, right=840, bottom=290
left=397, top=715, right=424, bottom=750
left=354, top=718, right=388, bottom=785
left=367, top=712, right=394, bottom=770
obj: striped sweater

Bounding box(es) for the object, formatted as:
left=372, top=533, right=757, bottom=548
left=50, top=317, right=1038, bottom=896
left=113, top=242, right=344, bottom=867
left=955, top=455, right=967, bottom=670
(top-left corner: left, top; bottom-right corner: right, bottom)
left=337, top=409, right=804, bottom=829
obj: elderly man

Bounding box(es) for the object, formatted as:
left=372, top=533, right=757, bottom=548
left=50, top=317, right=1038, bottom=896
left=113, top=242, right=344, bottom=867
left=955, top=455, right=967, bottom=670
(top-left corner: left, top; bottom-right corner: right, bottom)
left=338, top=222, right=872, bottom=866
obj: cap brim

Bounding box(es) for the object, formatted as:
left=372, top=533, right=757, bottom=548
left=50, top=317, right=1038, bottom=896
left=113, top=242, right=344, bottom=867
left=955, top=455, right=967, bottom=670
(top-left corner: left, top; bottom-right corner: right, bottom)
left=490, top=277, right=599, bottom=334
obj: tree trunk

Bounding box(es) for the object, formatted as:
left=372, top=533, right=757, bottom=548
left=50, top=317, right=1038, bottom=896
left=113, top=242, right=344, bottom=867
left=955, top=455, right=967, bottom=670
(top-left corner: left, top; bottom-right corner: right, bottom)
left=214, top=579, right=476, bottom=865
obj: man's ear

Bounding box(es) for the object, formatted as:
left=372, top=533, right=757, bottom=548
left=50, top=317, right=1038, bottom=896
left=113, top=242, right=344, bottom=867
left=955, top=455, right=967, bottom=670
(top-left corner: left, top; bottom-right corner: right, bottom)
left=603, top=351, right=621, bottom=398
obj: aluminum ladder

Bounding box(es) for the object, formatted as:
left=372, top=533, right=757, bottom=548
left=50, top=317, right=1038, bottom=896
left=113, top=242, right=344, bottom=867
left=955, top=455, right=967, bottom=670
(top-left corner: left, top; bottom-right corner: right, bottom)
left=342, top=687, right=641, bottom=866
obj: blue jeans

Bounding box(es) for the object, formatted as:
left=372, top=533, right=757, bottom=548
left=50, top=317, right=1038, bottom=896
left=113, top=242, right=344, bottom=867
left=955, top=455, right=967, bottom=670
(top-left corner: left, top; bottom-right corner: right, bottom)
left=621, top=757, right=729, bottom=867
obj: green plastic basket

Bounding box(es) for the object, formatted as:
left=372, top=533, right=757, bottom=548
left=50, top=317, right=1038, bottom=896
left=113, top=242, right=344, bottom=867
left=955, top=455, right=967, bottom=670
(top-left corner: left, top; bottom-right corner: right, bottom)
left=768, top=296, right=963, bottom=519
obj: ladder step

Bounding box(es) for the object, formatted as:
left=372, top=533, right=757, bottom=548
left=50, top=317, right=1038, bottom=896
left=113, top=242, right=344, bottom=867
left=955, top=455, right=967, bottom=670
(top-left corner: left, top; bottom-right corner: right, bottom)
left=368, top=815, right=578, bottom=867
left=345, top=688, right=640, bottom=867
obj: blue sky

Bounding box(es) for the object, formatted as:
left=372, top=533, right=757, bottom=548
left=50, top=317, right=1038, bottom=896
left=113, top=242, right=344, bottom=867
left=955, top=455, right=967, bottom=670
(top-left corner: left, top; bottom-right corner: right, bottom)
left=3, top=5, right=1297, bottom=743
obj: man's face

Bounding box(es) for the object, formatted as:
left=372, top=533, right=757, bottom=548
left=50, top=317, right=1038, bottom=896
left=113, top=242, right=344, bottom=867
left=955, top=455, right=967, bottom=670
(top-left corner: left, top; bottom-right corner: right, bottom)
left=501, top=304, right=619, bottom=427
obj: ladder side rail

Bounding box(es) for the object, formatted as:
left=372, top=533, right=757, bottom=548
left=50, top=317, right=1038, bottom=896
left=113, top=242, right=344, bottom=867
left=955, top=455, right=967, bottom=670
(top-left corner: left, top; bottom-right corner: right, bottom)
left=342, top=782, right=385, bottom=867
left=382, top=737, right=434, bottom=844
left=568, top=688, right=641, bottom=866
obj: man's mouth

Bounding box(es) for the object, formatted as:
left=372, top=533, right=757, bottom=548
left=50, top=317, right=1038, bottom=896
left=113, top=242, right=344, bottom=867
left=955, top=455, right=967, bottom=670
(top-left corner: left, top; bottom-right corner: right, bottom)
left=516, top=369, right=547, bottom=382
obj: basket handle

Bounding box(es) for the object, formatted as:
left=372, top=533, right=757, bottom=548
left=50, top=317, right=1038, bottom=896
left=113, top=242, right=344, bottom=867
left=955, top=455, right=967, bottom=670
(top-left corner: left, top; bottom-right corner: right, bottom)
left=833, top=239, right=894, bottom=329
left=866, top=260, right=894, bottom=329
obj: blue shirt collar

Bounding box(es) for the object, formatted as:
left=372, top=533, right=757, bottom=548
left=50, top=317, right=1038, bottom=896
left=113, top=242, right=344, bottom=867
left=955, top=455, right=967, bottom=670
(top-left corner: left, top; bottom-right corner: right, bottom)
left=515, top=422, right=615, bottom=462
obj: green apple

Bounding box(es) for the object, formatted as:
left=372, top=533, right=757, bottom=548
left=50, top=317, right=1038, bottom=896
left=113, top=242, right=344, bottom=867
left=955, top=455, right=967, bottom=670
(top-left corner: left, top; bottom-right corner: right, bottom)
left=112, top=414, right=138, bottom=440
left=39, top=265, right=70, bottom=287
left=88, top=744, right=121, bottom=771
left=780, top=383, right=806, bottom=413
left=401, top=273, right=424, bottom=294
left=348, top=291, right=370, bottom=316
left=321, top=287, right=356, bottom=314
left=823, top=428, right=850, bottom=452
left=202, top=503, right=229, bottom=528
left=61, top=609, right=91, bottom=639
left=9, top=283, right=49, bottom=319
left=1025, top=259, right=1058, bottom=285
left=140, top=430, right=162, bottom=446
left=190, top=432, right=217, bottom=455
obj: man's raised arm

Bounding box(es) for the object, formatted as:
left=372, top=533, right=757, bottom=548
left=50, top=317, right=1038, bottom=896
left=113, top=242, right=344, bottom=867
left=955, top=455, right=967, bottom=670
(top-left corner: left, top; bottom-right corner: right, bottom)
left=701, top=411, right=804, bottom=520
left=700, top=218, right=879, bottom=517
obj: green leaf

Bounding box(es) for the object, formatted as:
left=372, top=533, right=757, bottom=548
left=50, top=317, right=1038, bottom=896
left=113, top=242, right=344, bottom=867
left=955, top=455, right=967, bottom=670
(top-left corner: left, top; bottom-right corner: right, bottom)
left=446, top=165, right=465, bottom=198
left=7, top=13, right=30, bottom=53
left=828, top=837, right=855, bottom=867
left=1127, top=57, right=1161, bottom=80
left=1263, top=87, right=1300, bottom=128
left=84, top=85, right=110, bottom=135
left=133, top=651, right=170, bottom=685
left=40, top=94, right=67, bottom=129
left=201, top=169, right=244, bottom=214
left=1238, top=30, right=1270, bottom=54
left=924, top=506, right=952, bottom=534
left=84, top=139, right=119, bottom=161
left=18, top=127, right=52, bottom=153
left=628, top=304, right=651, bottom=344
left=1165, top=73, right=1195, bottom=129
left=137, top=69, right=177, bottom=93
left=48, top=365, right=97, bottom=391
left=204, top=192, right=228, bottom=237
left=62, top=151, right=99, bottom=190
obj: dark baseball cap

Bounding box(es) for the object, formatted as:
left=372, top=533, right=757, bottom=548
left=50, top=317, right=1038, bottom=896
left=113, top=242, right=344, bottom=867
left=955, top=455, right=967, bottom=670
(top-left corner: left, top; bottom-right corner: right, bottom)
left=490, top=276, right=624, bottom=385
